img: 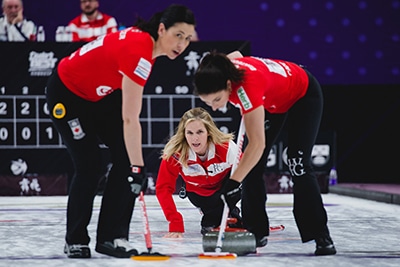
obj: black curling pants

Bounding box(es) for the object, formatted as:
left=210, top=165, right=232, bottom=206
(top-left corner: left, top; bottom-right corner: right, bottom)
left=241, top=69, right=331, bottom=242
left=187, top=191, right=224, bottom=228
left=46, top=69, right=136, bottom=245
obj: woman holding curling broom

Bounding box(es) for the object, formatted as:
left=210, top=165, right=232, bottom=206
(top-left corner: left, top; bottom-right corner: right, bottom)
left=156, top=107, right=244, bottom=239
left=46, top=4, right=196, bottom=259
left=193, top=51, right=337, bottom=256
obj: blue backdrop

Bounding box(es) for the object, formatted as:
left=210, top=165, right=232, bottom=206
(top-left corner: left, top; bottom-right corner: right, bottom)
left=23, top=0, right=400, bottom=85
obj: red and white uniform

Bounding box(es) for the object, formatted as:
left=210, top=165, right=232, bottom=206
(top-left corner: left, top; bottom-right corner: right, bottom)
left=229, top=57, right=309, bottom=114
left=156, top=140, right=240, bottom=232
left=58, top=27, right=154, bottom=102
left=68, top=12, right=118, bottom=42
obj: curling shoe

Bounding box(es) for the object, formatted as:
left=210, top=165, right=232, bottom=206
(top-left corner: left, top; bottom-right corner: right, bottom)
left=95, top=238, right=138, bottom=258
left=64, top=243, right=91, bottom=258
left=201, top=225, right=216, bottom=235
left=256, top=236, right=268, bottom=248
left=315, top=236, right=337, bottom=256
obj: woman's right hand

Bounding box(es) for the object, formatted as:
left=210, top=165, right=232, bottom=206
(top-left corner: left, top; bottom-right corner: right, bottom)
left=163, top=232, right=184, bottom=238
left=12, top=10, right=24, bottom=24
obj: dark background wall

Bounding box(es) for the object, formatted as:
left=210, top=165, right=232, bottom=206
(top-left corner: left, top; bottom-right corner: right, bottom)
left=8, top=0, right=400, bottom=184
left=320, top=85, right=399, bottom=183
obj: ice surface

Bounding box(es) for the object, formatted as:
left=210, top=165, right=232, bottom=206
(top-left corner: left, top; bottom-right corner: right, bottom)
left=1, top=193, right=399, bottom=266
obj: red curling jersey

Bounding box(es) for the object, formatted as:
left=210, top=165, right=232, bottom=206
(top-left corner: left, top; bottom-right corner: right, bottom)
left=156, top=141, right=240, bottom=232
left=57, top=27, right=154, bottom=102
left=68, top=12, right=118, bottom=42
left=229, top=57, right=309, bottom=114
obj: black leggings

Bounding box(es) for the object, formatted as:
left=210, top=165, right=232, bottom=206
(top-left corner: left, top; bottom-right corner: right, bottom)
left=187, top=191, right=224, bottom=228
left=241, top=69, right=330, bottom=242
left=46, top=69, right=135, bottom=245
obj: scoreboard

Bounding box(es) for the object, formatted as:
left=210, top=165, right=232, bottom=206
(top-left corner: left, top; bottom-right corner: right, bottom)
left=0, top=41, right=248, bottom=195
left=0, top=95, right=61, bottom=148
left=0, top=41, right=335, bottom=195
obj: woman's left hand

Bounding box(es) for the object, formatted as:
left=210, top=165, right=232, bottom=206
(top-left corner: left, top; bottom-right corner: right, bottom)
left=163, top=232, right=184, bottom=238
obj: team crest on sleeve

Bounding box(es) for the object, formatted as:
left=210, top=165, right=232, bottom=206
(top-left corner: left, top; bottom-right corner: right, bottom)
left=237, top=87, right=252, bottom=111
left=68, top=118, right=85, bottom=140
left=134, top=57, right=151, bottom=80
left=52, top=103, right=66, bottom=119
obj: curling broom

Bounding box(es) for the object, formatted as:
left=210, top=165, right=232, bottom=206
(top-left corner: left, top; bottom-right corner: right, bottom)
left=198, top=118, right=246, bottom=259
left=131, top=191, right=170, bottom=261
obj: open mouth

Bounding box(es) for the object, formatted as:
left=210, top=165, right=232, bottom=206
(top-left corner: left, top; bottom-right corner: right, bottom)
left=192, top=143, right=201, bottom=148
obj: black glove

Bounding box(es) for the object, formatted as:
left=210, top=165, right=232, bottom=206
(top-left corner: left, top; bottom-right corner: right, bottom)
left=222, top=179, right=242, bottom=211
left=127, top=165, right=148, bottom=196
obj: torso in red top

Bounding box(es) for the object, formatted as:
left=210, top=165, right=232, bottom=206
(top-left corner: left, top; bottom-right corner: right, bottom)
left=156, top=140, right=239, bottom=232
left=68, top=12, right=118, bottom=42
left=156, top=140, right=240, bottom=232
left=229, top=57, right=309, bottom=114
left=57, top=27, right=155, bottom=102
left=157, top=141, right=239, bottom=197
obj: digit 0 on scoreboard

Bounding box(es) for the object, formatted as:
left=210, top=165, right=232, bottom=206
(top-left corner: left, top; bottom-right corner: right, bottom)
left=16, top=122, right=37, bottom=146
left=38, top=98, right=50, bottom=119
left=0, top=122, right=13, bottom=146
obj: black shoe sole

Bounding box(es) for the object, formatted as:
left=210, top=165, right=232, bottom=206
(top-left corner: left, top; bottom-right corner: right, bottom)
left=256, top=236, right=268, bottom=248
left=66, top=252, right=91, bottom=258
left=95, top=243, right=138, bottom=258
left=64, top=245, right=91, bottom=258
left=315, top=247, right=337, bottom=256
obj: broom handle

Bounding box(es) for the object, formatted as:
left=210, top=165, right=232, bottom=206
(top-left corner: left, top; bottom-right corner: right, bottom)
left=215, top=118, right=246, bottom=253
left=139, top=191, right=152, bottom=252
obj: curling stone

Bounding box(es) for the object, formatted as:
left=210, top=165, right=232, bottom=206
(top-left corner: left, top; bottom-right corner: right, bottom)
left=202, top=229, right=256, bottom=256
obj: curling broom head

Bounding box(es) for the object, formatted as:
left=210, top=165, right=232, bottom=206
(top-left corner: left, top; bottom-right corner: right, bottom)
left=198, top=251, right=237, bottom=259
left=131, top=252, right=170, bottom=261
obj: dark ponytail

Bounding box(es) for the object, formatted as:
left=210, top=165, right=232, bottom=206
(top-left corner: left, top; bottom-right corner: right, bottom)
left=134, top=4, right=196, bottom=41
left=194, top=51, right=245, bottom=95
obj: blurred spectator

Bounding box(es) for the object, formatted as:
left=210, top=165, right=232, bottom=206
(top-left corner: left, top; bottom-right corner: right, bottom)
left=68, top=0, right=117, bottom=42
left=0, top=0, right=37, bottom=41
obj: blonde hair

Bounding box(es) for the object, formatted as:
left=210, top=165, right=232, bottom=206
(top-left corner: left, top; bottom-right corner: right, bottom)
left=161, top=107, right=234, bottom=167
